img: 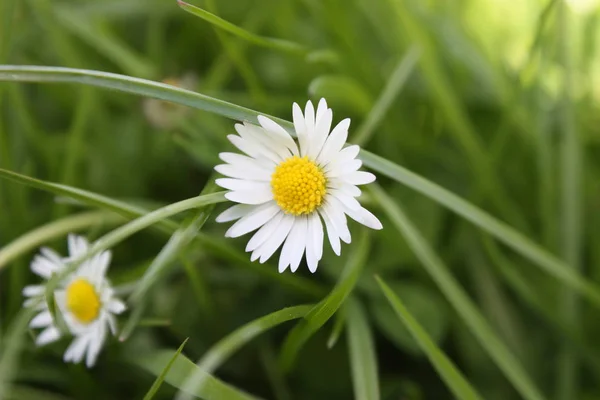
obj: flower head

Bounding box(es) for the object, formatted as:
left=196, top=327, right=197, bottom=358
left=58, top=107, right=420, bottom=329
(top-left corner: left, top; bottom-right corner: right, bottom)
left=215, top=98, right=382, bottom=273
left=23, top=234, right=126, bottom=368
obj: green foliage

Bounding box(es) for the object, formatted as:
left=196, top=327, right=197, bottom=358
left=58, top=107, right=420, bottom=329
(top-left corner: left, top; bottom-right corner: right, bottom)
left=1, top=0, right=600, bottom=399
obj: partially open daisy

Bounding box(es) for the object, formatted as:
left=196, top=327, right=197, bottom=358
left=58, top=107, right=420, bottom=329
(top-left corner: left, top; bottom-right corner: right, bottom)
left=215, top=98, right=382, bottom=273
left=23, top=234, right=126, bottom=368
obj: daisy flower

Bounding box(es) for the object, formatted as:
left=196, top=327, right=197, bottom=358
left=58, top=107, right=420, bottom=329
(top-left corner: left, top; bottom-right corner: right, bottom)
left=215, top=98, right=382, bottom=273
left=23, top=234, right=126, bottom=368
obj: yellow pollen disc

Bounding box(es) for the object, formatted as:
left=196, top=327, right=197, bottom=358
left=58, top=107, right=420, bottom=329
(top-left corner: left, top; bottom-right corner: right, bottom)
left=66, top=279, right=101, bottom=324
left=271, top=156, right=327, bottom=215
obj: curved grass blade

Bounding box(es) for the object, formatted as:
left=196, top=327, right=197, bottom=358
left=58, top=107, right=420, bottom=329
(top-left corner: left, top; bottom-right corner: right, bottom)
left=177, top=1, right=307, bottom=55
left=43, top=192, right=227, bottom=300
left=0, top=167, right=149, bottom=220
left=0, top=66, right=289, bottom=127
left=122, top=182, right=220, bottom=341
left=327, top=307, right=346, bottom=349
left=197, top=234, right=326, bottom=298
left=346, top=299, right=380, bottom=400
left=143, top=338, right=189, bottom=400
left=375, top=276, right=483, bottom=400
left=353, top=46, right=420, bottom=146
left=369, top=184, right=546, bottom=400
left=1, top=66, right=597, bottom=309
left=279, top=231, right=370, bottom=371
left=0, top=308, right=37, bottom=399
left=360, top=152, right=600, bottom=309
left=0, top=168, right=324, bottom=298
left=176, top=305, right=312, bottom=400
left=0, top=211, right=122, bottom=270
left=55, top=8, right=155, bottom=78
left=133, top=349, right=260, bottom=400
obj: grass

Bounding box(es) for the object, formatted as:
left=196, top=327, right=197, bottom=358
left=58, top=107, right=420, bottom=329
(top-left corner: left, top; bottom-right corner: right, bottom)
left=1, top=0, right=599, bottom=399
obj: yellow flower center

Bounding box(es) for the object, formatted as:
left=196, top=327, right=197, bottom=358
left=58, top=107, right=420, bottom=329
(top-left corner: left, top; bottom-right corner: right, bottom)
left=66, top=279, right=101, bottom=324
left=271, top=156, right=327, bottom=215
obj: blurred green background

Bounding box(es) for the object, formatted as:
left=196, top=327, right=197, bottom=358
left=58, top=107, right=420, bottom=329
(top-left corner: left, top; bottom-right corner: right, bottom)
left=1, top=0, right=600, bottom=399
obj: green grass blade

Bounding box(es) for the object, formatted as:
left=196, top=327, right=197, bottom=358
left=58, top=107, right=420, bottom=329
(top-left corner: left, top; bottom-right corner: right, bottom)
left=375, top=277, right=483, bottom=400
left=370, top=184, right=546, bottom=400
left=360, top=151, right=600, bottom=309
left=197, top=305, right=312, bottom=373
left=2, top=66, right=597, bottom=310
left=122, top=181, right=219, bottom=341
left=556, top=3, right=582, bottom=399
left=0, top=66, right=287, bottom=127
left=197, top=234, right=326, bottom=298
left=0, top=211, right=122, bottom=270
left=346, top=299, right=380, bottom=400
left=177, top=1, right=307, bottom=55
left=119, top=218, right=209, bottom=341
left=279, top=231, right=370, bottom=371
left=176, top=305, right=312, bottom=400
left=133, top=349, right=260, bottom=400
left=0, top=168, right=149, bottom=219
left=0, top=168, right=324, bottom=298
left=55, top=8, right=155, bottom=78
left=353, top=46, right=420, bottom=146
left=42, top=193, right=227, bottom=297
left=0, top=308, right=37, bottom=399
left=327, top=307, right=346, bottom=349
left=143, top=338, right=189, bottom=400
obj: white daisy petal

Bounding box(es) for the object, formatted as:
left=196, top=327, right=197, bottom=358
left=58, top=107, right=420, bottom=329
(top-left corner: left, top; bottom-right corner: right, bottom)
left=36, top=326, right=61, bottom=346
left=246, top=211, right=284, bottom=252
left=40, top=247, right=62, bottom=265
left=107, top=314, right=118, bottom=335
left=308, top=108, right=332, bottom=159
left=235, top=123, right=287, bottom=161
left=306, top=213, right=324, bottom=273
left=107, top=299, right=126, bottom=314
left=227, top=133, right=280, bottom=163
left=64, top=335, right=89, bottom=363
left=278, top=217, right=307, bottom=273
left=315, top=98, right=328, bottom=122
left=317, top=118, right=350, bottom=165
left=219, top=152, right=275, bottom=170
left=343, top=205, right=384, bottom=230
left=343, top=171, right=376, bottom=185
left=304, top=100, right=316, bottom=136
left=90, top=251, right=111, bottom=285
left=253, top=214, right=295, bottom=263
left=327, top=180, right=361, bottom=197
left=225, top=185, right=273, bottom=205
left=325, top=159, right=363, bottom=177
left=23, top=285, right=44, bottom=297
left=225, top=202, right=280, bottom=238
left=323, top=201, right=351, bottom=244
left=329, top=189, right=362, bottom=211
left=241, top=123, right=291, bottom=161
left=31, top=255, right=60, bottom=279
left=293, top=102, right=308, bottom=156
left=217, top=178, right=265, bottom=192
left=335, top=144, right=361, bottom=164
left=318, top=208, right=341, bottom=256
left=86, top=325, right=106, bottom=368
left=257, top=116, right=299, bottom=156
left=216, top=204, right=256, bottom=223
left=68, top=234, right=89, bottom=258
left=289, top=216, right=308, bottom=272
left=215, top=164, right=271, bottom=181
left=30, top=311, right=52, bottom=328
